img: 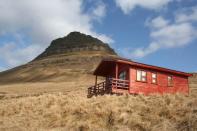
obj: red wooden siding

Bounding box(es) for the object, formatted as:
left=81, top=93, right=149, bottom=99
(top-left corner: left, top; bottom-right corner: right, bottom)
left=129, top=67, right=189, bottom=95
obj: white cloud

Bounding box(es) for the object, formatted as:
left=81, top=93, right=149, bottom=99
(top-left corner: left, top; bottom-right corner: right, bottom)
left=151, top=23, right=195, bottom=47
left=0, top=40, right=43, bottom=68
left=175, top=6, right=197, bottom=23
left=115, top=0, right=172, bottom=14
left=121, top=7, right=197, bottom=58
left=0, top=0, right=112, bottom=70
left=131, top=23, right=196, bottom=58
left=146, top=16, right=169, bottom=29
left=92, top=1, right=106, bottom=19
left=0, top=0, right=111, bottom=43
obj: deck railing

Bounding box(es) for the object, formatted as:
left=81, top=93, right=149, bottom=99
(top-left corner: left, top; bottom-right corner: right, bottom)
left=88, top=81, right=105, bottom=95
left=87, top=81, right=107, bottom=98
left=108, top=78, right=129, bottom=90
left=87, top=78, right=130, bottom=97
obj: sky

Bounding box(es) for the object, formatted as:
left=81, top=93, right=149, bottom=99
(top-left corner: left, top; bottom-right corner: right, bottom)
left=0, top=0, right=197, bottom=72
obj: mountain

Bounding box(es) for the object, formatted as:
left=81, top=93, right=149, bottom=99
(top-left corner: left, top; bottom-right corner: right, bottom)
left=34, top=32, right=116, bottom=60
left=0, top=32, right=117, bottom=84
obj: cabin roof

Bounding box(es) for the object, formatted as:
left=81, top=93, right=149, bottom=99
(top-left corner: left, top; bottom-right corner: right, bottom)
left=94, top=57, right=192, bottom=77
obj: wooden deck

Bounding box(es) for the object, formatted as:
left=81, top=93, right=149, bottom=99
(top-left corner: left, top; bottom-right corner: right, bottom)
left=87, top=78, right=130, bottom=97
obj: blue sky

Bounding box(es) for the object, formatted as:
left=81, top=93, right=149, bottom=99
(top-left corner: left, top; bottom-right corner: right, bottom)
left=0, top=0, right=197, bottom=72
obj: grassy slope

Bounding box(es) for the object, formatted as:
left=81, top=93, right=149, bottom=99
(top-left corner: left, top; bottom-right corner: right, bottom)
left=0, top=51, right=115, bottom=84
left=0, top=82, right=196, bottom=131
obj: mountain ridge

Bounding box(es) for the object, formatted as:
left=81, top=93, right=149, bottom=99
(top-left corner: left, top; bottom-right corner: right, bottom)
left=34, top=31, right=116, bottom=60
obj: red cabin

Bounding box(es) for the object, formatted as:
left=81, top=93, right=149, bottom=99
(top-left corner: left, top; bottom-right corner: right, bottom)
left=88, top=58, right=192, bottom=96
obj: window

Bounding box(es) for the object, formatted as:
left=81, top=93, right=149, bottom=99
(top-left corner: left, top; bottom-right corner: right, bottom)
left=137, top=70, right=147, bottom=82
left=168, top=76, right=173, bottom=86
left=152, top=73, right=157, bottom=84
left=119, top=71, right=126, bottom=80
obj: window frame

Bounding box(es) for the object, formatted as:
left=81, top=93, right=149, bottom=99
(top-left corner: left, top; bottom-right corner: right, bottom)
left=136, top=70, right=147, bottom=83
left=167, top=75, right=173, bottom=87
left=151, top=72, right=157, bottom=84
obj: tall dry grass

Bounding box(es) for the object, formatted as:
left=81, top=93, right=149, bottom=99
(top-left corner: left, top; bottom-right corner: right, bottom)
left=0, top=88, right=196, bottom=131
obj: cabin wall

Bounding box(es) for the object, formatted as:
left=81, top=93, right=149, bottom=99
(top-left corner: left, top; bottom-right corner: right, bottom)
left=129, top=67, right=189, bottom=95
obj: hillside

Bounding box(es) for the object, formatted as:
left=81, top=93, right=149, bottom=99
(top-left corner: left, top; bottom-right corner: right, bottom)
left=0, top=32, right=117, bottom=84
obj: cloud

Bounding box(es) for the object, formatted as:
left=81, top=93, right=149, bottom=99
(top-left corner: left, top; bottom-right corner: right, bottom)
left=121, top=7, right=197, bottom=58
left=0, top=0, right=111, bottom=43
left=115, top=0, right=173, bottom=14
left=92, top=1, right=106, bottom=20
left=175, top=6, right=197, bottom=23
left=132, top=23, right=196, bottom=58
left=150, top=23, right=195, bottom=47
left=146, top=16, right=169, bottom=29
left=0, top=0, right=111, bottom=70
left=0, top=36, right=43, bottom=68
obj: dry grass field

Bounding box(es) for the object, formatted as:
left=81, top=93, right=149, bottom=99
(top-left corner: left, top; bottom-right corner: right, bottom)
left=0, top=82, right=196, bottom=131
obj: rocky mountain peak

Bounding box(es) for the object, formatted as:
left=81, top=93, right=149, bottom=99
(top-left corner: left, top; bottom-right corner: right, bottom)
left=34, top=31, right=116, bottom=60
left=64, top=31, right=103, bottom=44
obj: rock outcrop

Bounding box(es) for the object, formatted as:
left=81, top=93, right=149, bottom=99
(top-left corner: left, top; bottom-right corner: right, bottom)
left=34, top=32, right=116, bottom=60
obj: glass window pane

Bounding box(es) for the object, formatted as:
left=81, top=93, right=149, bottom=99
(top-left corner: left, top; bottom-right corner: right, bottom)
left=152, top=73, right=156, bottom=78
left=137, top=70, right=141, bottom=81
left=142, top=71, right=146, bottom=76
left=152, top=73, right=157, bottom=83
left=123, top=72, right=126, bottom=78
left=119, top=71, right=126, bottom=80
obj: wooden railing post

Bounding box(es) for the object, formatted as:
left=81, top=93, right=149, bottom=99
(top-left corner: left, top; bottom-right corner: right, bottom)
left=115, top=63, right=118, bottom=79
left=95, top=75, right=97, bottom=86
left=115, top=63, right=118, bottom=91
